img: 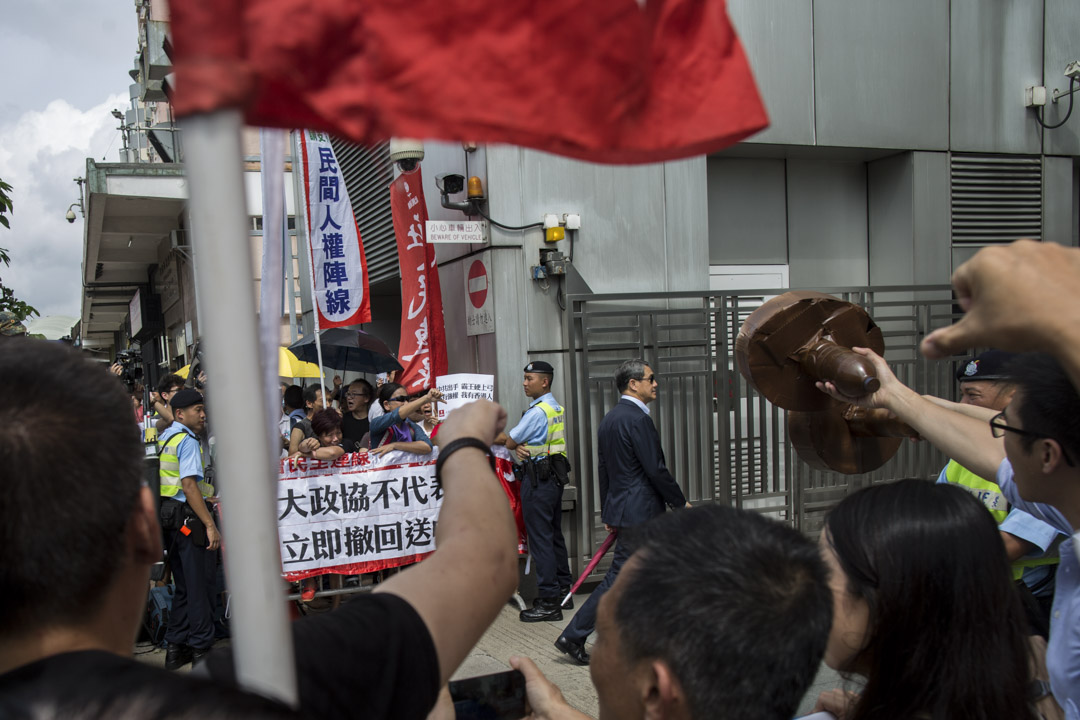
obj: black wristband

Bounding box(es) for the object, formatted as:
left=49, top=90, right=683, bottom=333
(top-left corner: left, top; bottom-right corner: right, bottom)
left=435, top=437, right=495, bottom=483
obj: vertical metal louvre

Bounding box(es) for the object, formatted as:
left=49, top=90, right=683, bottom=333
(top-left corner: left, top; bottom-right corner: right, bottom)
left=950, top=154, right=1042, bottom=245
left=331, top=139, right=401, bottom=284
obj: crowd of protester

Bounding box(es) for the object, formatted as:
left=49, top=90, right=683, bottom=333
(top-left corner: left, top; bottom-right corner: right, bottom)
left=4, top=240, right=1080, bottom=720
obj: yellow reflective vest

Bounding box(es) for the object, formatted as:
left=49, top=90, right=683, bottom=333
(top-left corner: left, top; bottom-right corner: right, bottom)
left=159, top=429, right=214, bottom=499
left=519, top=401, right=567, bottom=459
left=943, top=460, right=1057, bottom=580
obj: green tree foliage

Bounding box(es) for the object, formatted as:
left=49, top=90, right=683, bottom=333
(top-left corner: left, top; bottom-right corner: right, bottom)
left=0, top=178, right=41, bottom=321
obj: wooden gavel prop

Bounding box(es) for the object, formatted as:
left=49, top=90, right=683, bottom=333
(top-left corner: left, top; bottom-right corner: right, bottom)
left=735, top=291, right=917, bottom=474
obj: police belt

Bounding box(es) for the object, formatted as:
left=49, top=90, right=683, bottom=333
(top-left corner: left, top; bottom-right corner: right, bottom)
left=513, top=454, right=570, bottom=488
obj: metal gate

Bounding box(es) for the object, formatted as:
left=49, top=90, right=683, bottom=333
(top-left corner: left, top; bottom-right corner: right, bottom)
left=563, top=285, right=961, bottom=578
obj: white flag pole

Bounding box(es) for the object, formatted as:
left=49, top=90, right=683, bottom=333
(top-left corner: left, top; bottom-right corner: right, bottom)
left=181, top=110, right=298, bottom=706
left=294, top=130, right=327, bottom=397
left=259, top=128, right=287, bottom=457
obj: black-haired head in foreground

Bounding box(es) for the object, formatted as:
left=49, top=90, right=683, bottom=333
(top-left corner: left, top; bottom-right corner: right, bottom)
left=597, top=504, right=832, bottom=720
left=0, top=338, right=145, bottom=637
left=823, top=479, right=1034, bottom=720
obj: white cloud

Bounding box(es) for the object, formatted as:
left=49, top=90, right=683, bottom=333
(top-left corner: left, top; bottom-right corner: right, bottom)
left=0, top=94, right=126, bottom=319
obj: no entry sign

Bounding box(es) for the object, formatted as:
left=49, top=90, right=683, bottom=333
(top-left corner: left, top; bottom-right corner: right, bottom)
left=468, top=259, right=488, bottom=309
left=465, top=251, right=494, bottom=336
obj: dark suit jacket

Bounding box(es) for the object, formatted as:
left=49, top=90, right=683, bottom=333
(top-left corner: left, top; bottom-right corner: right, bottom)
left=598, top=398, right=687, bottom=528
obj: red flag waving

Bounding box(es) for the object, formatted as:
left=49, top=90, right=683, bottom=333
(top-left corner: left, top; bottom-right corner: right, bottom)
left=169, top=0, right=767, bottom=164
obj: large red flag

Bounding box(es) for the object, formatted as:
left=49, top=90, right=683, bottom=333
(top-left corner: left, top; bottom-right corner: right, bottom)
left=168, top=0, right=767, bottom=165
left=390, top=167, right=448, bottom=392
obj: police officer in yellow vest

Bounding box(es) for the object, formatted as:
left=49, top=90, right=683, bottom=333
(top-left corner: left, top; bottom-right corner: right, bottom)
left=157, top=388, right=220, bottom=669
left=496, top=361, right=573, bottom=622
left=937, top=350, right=1064, bottom=636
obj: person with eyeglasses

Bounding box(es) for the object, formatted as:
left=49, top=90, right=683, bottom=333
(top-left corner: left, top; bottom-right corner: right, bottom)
left=341, top=378, right=374, bottom=452
left=554, top=358, right=691, bottom=666
left=817, top=348, right=1080, bottom=718
left=930, top=350, right=1063, bottom=638
left=369, top=383, right=441, bottom=457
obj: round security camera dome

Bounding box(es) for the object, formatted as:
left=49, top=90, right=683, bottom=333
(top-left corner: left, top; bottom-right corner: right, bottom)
left=389, top=138, right=425, bottom=164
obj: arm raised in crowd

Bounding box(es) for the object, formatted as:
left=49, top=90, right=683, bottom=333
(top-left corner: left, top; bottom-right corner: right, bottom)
left=817, top=347, right=1005, bottom=480
left=375, top=400, right=518, bottom=686
left=922, top=239, right=1080, bottom=392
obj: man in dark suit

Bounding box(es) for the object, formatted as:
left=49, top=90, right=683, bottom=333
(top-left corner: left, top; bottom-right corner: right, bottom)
left=555, top=358, right=690, bottom=665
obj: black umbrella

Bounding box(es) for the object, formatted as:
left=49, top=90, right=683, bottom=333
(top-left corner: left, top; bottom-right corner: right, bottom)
left=289, top=329, right=403, bottom=374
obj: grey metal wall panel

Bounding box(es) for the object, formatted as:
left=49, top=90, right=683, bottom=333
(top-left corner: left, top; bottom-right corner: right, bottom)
left=663, top=157, right=711, bottom=288
left=517, top=150, right=675, bottom=297
left=868, top=153, right=914, bottom=285
left=1044, top=156, right=1075, bottom=246
left=434, top=257, right=481, bottom=379
left=813, top=0, right=949, bottom=150
left=911, top=152, right=952, bottom=283
left=1043, top=0, right=1080, bottom=156
left=706, top=157, right=788, bottom=264
left=726, top=0, right=815, bottom=145
left=950, top=0, right=1043, bottom=155
left=786, top=160, right=869, bottom=286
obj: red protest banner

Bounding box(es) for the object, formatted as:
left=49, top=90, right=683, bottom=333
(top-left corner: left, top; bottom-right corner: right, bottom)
left=300, top=130, right=372, bottom=327
left=168, top=0, right=767, bottom=165
left=390, top=167, right=447, bottom=393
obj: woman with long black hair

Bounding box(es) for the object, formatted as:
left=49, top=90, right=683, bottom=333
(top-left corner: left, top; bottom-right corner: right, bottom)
left=814, top=479, right=1037, bottom=720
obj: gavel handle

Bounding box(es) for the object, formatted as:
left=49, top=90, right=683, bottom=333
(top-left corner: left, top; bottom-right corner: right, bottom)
left=795, top=339, right=880, bottom=398
left=843, top=406, right=920, bottom=439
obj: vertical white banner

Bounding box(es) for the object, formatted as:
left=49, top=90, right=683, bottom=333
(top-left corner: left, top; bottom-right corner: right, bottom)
left=299, top=130, right=372, bottom=327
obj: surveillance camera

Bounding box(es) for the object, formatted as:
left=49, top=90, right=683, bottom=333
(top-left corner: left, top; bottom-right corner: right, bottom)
left=388, top=138, right=424, bottom=172
left=1065, top=61, right=1080, bottom=81
left=65, top=210, right=77, bottom=224
left=435, top=173, right=465, bottom=196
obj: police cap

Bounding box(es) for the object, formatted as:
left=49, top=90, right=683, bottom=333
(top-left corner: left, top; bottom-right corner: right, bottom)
left=524, top=360, right=554, bottom=375
left=956, top=350, right=1017, bottom=383
left=170, top=388, right=205, bottom=410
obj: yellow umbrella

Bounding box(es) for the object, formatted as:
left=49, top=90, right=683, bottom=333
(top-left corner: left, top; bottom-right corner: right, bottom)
left=175, top=348, right=319, bottom=380
left=279, top=347, right=321, bottom=378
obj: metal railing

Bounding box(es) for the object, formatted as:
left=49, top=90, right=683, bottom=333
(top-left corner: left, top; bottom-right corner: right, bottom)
left=563, top=285, right=961, bottom=579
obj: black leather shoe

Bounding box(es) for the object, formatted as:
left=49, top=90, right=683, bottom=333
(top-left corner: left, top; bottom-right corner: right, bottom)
left=555, top=635, right=590, bottom=665
left=520, top=598, right=563, bottom=623
left=559, top=588, right=574, bottom=610
left=164, top=643, right=193, bottom=671
left=191, top=647, right=212, bottom=667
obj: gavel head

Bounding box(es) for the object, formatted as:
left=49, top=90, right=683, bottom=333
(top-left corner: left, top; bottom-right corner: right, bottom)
left=735, top=291, right=884, bottom=412
left=788, top=405, right=918, bottom=474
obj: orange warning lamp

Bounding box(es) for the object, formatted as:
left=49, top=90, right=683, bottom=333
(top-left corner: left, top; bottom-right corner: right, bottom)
left=467, top=176, right=485, bottom=200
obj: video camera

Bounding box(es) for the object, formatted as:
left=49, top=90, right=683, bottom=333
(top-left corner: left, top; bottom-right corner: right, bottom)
left=185, top=339, right=206, bottom=390
left=115, top=348, right=143, bottom=392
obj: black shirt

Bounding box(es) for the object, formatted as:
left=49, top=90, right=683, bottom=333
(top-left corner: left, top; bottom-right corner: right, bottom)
left=341, top=413, right=370, bottom=452
left=0, top=593, right=439, bottom=720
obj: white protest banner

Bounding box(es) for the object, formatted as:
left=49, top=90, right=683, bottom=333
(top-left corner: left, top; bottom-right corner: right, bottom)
left=299, top=130, right=372, bottom=328
left=434, top=373, right=495, bottom=421
left=277, top=447, right=522, bottom=580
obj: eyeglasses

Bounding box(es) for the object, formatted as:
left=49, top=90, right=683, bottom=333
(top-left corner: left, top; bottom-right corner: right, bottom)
left=388, top=395, right=408, bottom=403
left=634, top=374, right=658, bottom=384
left=989, top=412, right=1039, bottom=440
left=990, top=412, right=1075, bottom=467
